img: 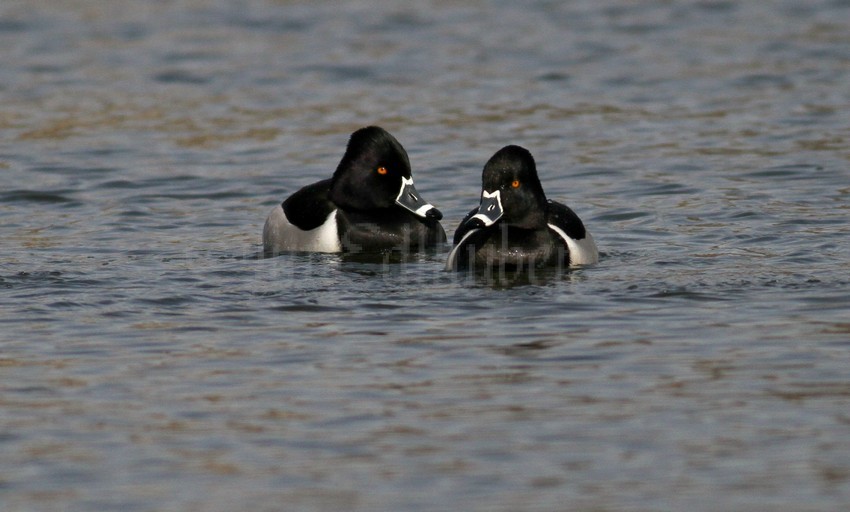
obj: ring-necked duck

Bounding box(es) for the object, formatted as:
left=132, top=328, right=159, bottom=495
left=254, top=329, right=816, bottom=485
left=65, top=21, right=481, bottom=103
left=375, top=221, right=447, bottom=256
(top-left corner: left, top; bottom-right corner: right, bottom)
left=263, top=126, right=446, bottom=254
left=446, top=145, right=598, bottom=271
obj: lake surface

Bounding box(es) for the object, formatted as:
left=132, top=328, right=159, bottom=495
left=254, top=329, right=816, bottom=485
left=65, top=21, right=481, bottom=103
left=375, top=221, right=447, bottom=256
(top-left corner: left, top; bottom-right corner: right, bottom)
left=2, top=1, right=850, bottom=510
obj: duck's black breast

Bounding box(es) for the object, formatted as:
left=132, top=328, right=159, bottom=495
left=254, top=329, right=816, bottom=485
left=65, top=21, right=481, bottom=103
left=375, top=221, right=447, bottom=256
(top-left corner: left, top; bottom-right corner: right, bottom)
left=282, top=179, right=335, bottom=231
left=455, top=224, right=567, bottom=270
left=336, top=208, right=446, bottom=252
left=452, top=207, right=481, bottom=246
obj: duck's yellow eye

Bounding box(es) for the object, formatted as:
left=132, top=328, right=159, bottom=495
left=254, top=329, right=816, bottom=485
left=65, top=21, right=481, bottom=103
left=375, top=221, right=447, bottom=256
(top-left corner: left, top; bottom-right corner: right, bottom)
left=511, top=180, right=520, bottom=188
left=377, top=167, right=388, bottom=175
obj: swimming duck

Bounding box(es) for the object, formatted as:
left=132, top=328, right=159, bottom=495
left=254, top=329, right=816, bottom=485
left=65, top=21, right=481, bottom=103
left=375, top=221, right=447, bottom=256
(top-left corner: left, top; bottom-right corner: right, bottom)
left=263, top=126, right=446, bottom=254
left=446, top=145, right=598, bottom=271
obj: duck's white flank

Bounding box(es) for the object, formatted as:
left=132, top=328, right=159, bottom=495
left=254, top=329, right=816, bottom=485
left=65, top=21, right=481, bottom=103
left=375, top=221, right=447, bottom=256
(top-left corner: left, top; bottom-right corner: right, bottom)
left=263, top=205, right=342, bottom=253
left=547, top=224, right=599, bottom=265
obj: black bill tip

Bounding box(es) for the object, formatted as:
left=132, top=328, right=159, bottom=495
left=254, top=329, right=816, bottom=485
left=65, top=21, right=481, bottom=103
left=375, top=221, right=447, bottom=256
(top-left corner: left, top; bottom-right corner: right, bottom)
left=426, top=207, right=443, bottom=221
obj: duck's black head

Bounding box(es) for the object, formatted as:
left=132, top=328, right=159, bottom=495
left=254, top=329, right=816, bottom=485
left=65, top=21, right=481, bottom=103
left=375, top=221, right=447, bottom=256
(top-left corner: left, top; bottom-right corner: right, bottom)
left=329, top=126, right=441, bottom=221
left=473, top=145, right=548, bottom=229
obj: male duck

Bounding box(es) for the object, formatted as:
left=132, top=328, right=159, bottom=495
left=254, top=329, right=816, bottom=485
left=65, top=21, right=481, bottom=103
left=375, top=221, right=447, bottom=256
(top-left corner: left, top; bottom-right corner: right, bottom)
left=446, top=145, right=598, bottom=271
left=263, top=126, right=446, bottom=254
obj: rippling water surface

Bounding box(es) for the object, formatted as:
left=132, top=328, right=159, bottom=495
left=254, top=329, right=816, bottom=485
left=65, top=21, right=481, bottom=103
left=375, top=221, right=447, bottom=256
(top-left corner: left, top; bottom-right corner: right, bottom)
left=2, top=1, right=850, bottom=510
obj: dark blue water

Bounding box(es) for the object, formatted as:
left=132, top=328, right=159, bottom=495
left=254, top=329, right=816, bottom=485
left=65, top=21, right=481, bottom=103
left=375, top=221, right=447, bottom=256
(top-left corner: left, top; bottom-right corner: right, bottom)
left=2, top=1, right=850, bottom=511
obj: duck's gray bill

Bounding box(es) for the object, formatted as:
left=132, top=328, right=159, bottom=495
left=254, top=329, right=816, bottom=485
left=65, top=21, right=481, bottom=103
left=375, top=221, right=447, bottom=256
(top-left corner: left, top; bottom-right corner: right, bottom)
left=396, top=177, right=442, bottom=221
